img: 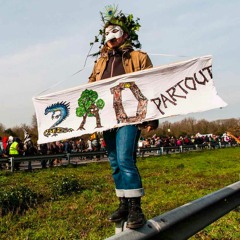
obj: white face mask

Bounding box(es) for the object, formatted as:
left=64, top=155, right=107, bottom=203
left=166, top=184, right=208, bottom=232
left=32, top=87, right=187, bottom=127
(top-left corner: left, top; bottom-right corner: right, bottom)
left=105, top=25, right=124, bottom=43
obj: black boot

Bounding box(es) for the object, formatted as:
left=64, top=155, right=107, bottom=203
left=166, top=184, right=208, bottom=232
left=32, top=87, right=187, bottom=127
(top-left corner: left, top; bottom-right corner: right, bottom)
left=126, top=197, right=146, bottom=229
left=108, top=197, right=129, bottom=222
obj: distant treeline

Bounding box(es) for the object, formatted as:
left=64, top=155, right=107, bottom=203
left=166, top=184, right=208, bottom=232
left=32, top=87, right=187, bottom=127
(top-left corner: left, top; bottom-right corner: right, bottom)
left=140, top=117, right=240, bottom=139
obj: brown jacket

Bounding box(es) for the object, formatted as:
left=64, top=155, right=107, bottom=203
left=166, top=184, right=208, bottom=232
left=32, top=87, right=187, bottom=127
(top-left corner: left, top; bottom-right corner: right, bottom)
left=88, top=50, right=153, bottom=83
left=88, top=49, right=158, bottom=130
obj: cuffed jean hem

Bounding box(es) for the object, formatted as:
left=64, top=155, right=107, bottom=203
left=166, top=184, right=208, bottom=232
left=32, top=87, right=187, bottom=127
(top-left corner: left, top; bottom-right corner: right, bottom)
left=115, top=189, right=124, bottom=197
left=115, top=188, right=145, bottom=198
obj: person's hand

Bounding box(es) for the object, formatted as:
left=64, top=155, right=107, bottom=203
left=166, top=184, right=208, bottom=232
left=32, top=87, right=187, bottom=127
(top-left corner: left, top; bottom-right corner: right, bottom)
left=146, top=125, right=153, bottom=132
left=138, top=120, right=159, bottom=131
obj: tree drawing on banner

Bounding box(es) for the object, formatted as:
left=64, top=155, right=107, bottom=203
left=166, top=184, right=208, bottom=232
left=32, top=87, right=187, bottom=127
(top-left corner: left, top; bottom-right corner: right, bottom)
left=76, top=89, right=105, bottom=130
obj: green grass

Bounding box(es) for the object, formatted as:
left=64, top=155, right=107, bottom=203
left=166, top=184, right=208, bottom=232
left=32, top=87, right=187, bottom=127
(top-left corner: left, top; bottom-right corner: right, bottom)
left=0, top=147, right=240, bottom=239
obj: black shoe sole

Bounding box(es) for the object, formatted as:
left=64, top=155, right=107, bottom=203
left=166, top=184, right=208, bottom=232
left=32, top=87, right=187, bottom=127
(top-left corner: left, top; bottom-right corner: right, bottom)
left=126, top=219, right=146, bottom=229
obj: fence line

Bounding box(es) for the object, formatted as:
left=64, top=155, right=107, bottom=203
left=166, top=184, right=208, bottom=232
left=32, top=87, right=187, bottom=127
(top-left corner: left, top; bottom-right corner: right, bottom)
left=0, top=143, right=239, bottom=172
left=138, top=142, right=238, bottom=157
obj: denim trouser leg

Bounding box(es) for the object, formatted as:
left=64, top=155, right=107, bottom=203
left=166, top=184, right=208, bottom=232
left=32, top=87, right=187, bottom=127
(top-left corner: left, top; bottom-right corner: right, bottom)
left=103, top=125, right=144, bottom=198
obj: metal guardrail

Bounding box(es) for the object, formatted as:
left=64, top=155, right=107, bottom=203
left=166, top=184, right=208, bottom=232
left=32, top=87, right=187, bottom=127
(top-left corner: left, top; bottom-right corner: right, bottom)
left=139, top=142, right=238, bottom=154
left=106, top=181, right=240, bottom=240
left=0, top=143, right=238, bottom=172
left=0, top=151, right=108, bottom=171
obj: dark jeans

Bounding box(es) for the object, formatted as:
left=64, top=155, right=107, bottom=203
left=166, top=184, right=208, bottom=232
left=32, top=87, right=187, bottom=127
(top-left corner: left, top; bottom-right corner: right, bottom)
left=103, top=125, right=144, bottom=198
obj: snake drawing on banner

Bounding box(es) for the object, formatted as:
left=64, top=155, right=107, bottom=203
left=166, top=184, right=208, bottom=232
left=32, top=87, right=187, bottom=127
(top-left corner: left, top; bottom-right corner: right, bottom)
left=110, top=82, right=148, bottom=123
left=76, top=89, right=105, bottom=130
left=44, top=101, right=73, bottom=137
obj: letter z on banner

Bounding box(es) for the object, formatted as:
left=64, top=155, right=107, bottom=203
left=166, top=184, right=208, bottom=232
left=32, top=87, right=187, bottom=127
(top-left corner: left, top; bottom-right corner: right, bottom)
left=33, top=55, right=227, bottom=144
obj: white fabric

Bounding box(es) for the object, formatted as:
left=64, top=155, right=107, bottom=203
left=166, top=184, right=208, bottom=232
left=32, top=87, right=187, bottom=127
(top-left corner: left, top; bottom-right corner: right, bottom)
left=33, top=55, right=227, bottom=144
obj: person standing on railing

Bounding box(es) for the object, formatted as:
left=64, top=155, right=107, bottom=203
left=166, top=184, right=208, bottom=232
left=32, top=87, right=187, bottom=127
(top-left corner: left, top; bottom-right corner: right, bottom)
left=88, top=5, right=158, bottom=229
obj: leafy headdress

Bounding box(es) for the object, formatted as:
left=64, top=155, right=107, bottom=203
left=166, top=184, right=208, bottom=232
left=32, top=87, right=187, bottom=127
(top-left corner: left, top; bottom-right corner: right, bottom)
left=90, top=5, right=141, bottom=55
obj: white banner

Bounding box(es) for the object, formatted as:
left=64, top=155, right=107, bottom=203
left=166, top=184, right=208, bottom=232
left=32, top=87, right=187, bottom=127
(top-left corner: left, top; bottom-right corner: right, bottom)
left=33, top=55, right=227, bottom=144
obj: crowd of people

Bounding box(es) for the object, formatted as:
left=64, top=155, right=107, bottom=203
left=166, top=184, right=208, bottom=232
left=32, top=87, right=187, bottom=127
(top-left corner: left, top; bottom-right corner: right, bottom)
left=0, top=131, right=238, bottom=170
left=0, top=134, right=38, bottom=170
left=138, top=132, right=240, bottom=150
left=0, top=133, right=107, bottom=170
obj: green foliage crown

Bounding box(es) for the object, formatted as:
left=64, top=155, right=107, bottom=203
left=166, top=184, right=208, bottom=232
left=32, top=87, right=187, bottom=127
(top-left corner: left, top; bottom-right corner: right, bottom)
left=91, top=5, right=141, bottom=50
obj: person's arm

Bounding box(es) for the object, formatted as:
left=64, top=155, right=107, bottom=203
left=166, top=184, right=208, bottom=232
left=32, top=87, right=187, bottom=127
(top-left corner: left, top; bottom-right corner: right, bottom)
left=88, top=57, right=106, bottom=83
left=140, top=52, right=153, bottom=70
left=130, top=50, right=153, bottom=71
left=88, top=63, right=97, bottom=83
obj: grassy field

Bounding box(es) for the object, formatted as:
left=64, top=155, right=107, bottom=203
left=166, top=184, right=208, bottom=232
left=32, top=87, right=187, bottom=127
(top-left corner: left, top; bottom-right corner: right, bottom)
left=0, top=147, right=240, bottom=239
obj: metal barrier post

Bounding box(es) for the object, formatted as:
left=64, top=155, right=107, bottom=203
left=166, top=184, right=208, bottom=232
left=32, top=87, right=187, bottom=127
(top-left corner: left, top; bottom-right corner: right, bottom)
left=10, top=157, right=14, bottom=172
left=179, top=145, right=183, bottom=153
left=66, top=153, right=70, bottom=165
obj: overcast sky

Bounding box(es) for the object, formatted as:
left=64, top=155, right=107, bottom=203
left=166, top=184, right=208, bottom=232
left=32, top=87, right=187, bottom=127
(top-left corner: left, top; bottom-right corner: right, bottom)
left=0, top=0, right=239, bottom=128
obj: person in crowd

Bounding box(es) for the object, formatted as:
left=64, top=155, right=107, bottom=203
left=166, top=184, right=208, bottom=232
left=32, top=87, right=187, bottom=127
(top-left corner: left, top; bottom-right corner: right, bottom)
left=155, top=136, right=163, bottom=155
left=9, top=137, right=24, bottom=170
left=76, top=138, right=86, bottom=159
left=170, top=136, right=176, bottom=148
left=39, top=143, right=49, bottom=168
left=88, top=6, right=158, bottom=229
left=53, top=141, right=63, bottom=166
left=5, top=136, right=13, bottom=156
left=183, top=135, right=190, bottom=145
left=2, top=136, right=8, bottom=154
left=91, top=133, right=101, bottom=161
left=163, top=136, right=171, bottom=154
left=70, top=140, right=78, bottom=153
left=176, top=137, right=183, bottom=147
left=78, top=138, right=85, bottom=152
left=0, top=137, right=4, bottom=169
left=63, top=140, right=72, bottom=154
left=48, top=142, right=58, bottom=167
left=4, top=136, right=14, bottom=169
left=86, top=137, right=93, bottom=160
left=100, top=138, right=107, bottom=158
left=23, top=129, right=38, bottom=171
